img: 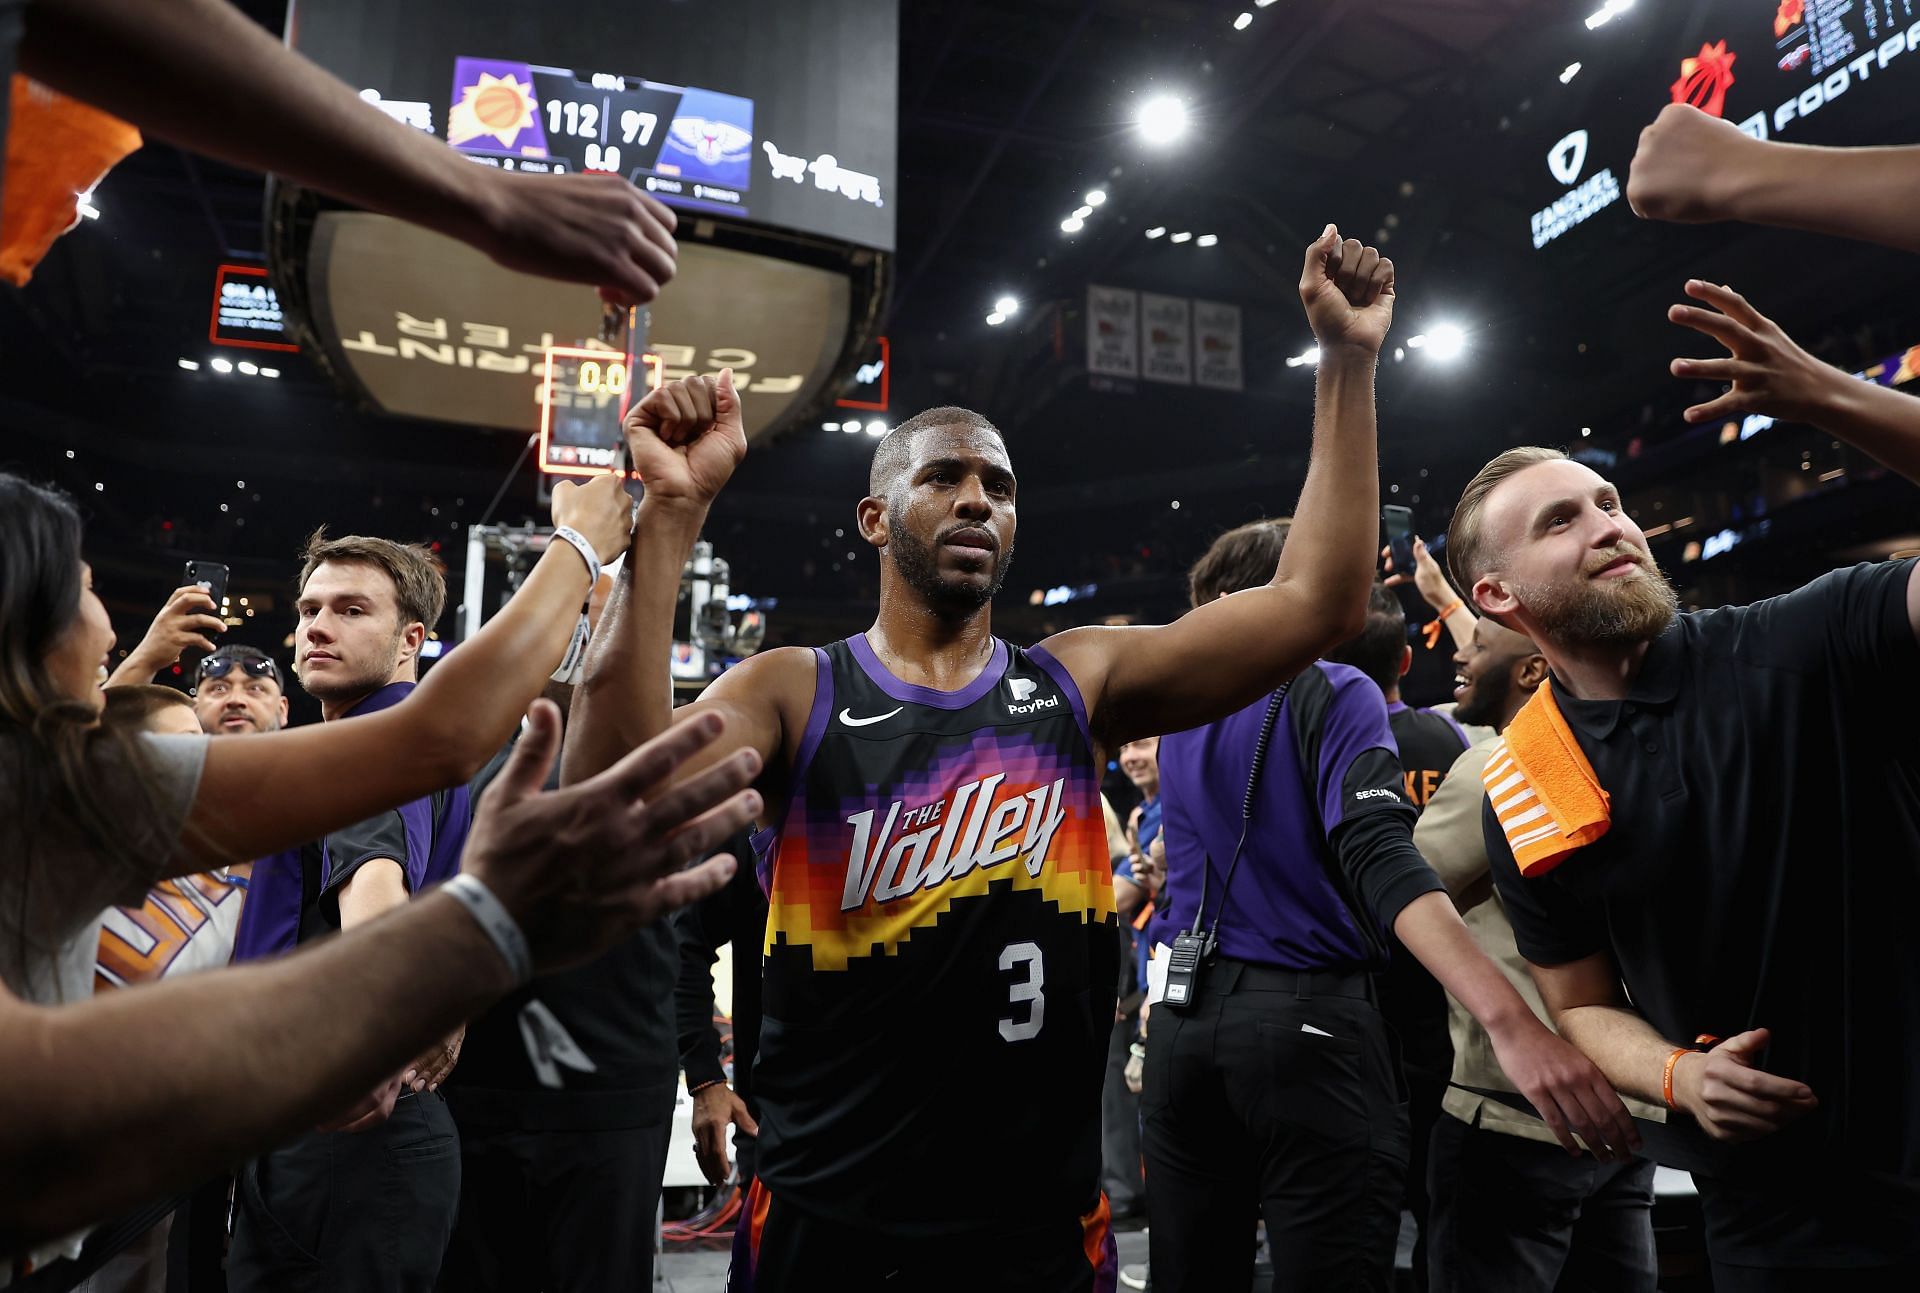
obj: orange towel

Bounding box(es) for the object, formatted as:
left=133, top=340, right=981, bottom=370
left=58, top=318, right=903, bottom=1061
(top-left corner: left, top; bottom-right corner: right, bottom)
left=1481, top=686, right=1610, bottom=876
left=0, top=76, right=141, bottom=287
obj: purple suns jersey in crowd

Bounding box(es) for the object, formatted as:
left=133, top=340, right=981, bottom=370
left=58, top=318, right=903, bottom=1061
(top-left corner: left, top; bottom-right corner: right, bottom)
left=748, top=635, right=1118, bottom=1237
left=232, top=682, right=470, bottom=959
left=1151, top=661, right=1421, bottom=970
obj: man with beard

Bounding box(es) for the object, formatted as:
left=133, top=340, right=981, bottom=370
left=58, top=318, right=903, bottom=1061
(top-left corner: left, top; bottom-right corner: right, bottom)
left=1446, top=281, right=1920, bottom=1291
left=564, top=226, right=1404, bottom=1291
left=191, top=644, right=290, bottom=736
left=1414, top=617, right=1660, bottom=1291
left=227, top=531, right=472, bottom=1292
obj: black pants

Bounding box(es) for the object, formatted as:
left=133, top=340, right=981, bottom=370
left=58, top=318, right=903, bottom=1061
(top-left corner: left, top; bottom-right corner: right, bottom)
left=1140, top=962, right=1409, bottom=1293
left=436, top=1117, right=669, bottom=1292
left=229, top=1090, right=459, bottom=1293
left=1101, top=1005, right=1145, bottom=1215
left=727, top=1179, right=1116, bottom=1292
left=1695, top=1168, right=1920, bottom=1290
left=1426, top=1110, right=1656, bottom=1292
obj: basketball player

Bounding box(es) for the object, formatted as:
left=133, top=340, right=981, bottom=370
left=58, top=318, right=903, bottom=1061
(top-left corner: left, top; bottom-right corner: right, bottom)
left=565, top=226, right=1395, bottom=1292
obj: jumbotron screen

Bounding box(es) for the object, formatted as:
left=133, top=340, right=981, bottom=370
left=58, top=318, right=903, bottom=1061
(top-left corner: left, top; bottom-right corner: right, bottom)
left=288, top=0, right=897, bottom=252
left=1520, top=0, right=1920, bottom=253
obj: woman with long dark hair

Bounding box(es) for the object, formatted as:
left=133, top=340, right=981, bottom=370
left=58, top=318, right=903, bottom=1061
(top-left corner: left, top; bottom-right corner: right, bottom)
left=0, top=471, right=633, bottom=1004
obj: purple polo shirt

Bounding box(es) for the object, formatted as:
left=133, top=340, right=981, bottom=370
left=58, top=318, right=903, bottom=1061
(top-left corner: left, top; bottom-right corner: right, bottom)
left=232, top=682, right=471, bottom=960
left=1151, top=661, right=1412, bottom=970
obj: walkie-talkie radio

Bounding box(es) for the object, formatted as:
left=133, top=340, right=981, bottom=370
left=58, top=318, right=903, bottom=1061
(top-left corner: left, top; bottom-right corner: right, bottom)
left=1160, top=681, right=1291, bottom=1013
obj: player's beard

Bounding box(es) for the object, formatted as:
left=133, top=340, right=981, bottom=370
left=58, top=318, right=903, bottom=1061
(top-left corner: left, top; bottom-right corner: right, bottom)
left=1517, top=551, right=1678, bottom=648
left=888, top=524, right=1014, bottom=615
left=1452, top=664, right=1514, bottom=729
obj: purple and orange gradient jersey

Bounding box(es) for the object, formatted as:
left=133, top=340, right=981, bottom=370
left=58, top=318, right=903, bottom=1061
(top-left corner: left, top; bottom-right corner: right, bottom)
left=750, top=634, right=1117, bottom=1236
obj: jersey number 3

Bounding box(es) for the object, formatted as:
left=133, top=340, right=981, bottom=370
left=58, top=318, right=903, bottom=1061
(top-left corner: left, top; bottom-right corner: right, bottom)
left=998, top=941, right=1045, bottom=1042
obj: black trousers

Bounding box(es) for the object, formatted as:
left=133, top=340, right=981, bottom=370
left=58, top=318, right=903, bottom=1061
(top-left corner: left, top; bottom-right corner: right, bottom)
left=1140, top=961, right=1409, bottom=1293
left=1426, top=1110, right=1656, bottom=1293
left=1101, top=1005, right=1145, bottom=1215
left=436, top=1117, right=669, bottom=1292
left=229, top=1090, right=459, bottom=1293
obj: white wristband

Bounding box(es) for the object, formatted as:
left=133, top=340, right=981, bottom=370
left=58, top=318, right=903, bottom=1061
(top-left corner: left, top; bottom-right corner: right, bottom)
left=444, top=874, right=533, bottom=987
left=549, top=526, right=601, bottom=587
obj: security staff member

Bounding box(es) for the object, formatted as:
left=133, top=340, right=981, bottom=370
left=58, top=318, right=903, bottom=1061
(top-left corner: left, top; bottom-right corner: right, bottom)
left=1141, top=519, right=1630, bottom=1293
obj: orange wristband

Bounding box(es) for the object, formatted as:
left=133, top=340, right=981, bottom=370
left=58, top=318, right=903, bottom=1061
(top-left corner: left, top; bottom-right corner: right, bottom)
left=1421, top=601, right=1466, bottom=650
left=1663, top=1034, right=1724, bottom=1110
left=1662, top=1047, right=1690, bottom=1110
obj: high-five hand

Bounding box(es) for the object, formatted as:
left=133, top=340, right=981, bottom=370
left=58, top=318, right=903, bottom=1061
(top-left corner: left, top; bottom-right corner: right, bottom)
left=1668, top=280, right=1846, bottom=426
left=623, top=369, right=748, bottom=512
left=1299, top=224, right=1395, bottom=357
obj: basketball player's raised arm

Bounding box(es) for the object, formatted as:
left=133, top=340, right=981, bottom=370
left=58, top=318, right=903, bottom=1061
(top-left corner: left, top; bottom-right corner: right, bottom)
left=564, top=371, right=785, bottom=789
left=1047, top=227, right=1393, bottom=746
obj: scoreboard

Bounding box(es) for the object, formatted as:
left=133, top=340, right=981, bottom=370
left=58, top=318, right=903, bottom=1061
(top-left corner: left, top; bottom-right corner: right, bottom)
left=1519, top=0, right=1920, bottom=255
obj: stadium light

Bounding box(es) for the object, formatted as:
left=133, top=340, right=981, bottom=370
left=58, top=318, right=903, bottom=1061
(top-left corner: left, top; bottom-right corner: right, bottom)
left=1196, top=234, right=1219, bottom=247
left=1137, top=95, right=1189, bottom=146
left=1085, top=190, right=1107, bottom=206
left=1585, top=0, right=1633, bottom=31
left=210, top=358, right=234, bottom=373
left=1169, top=231, right=1192, bottom=243
left=1061, top=216, right=1085, bottom=233
left=1233, top=12, right=1252, bottom=30
left=986, top=311, right=1007, bottom=326
left=1424, top=323, right=1468, bottom=361
left=1144, top=227, right=1166, bottom=239
left=994, top=296, right=1020, bottom=315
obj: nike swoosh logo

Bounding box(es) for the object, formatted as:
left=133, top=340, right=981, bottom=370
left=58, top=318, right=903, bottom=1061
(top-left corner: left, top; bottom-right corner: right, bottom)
left=838, top=706, right=902, bottom=728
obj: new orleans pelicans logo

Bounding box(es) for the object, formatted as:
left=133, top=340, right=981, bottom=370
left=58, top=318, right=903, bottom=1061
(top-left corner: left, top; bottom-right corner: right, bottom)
left=842, top=773, right=1067, bottom=911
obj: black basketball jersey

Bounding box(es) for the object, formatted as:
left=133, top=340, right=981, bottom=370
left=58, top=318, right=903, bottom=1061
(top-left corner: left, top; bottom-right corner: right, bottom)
left=751, top=634, right=1117, bottom=1236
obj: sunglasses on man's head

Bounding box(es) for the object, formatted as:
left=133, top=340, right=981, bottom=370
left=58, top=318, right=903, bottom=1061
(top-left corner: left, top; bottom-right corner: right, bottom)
left=197, top=655, right=281, bottom=687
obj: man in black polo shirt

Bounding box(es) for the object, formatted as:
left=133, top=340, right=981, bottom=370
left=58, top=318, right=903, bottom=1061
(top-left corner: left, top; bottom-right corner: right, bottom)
left=1446, top=281, right=1920, bottom=1290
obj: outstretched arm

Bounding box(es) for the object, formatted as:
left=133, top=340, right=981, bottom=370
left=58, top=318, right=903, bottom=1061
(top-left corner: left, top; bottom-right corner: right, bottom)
left=1628, top=102, right=1920, bottom=256
left=20, top=0, right=678, bottom=304
left=1046, top=226, right=1392, bottom=746
left=1, top=703, right=759, bottom=1252
left=1668, top=279, right=1920, bottom=484
left=176, top=474, right=634, bottom=867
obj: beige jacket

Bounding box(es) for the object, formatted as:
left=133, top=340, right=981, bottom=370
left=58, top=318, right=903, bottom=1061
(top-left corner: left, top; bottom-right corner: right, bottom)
left=1413, top=739, right=1664, bottom=1144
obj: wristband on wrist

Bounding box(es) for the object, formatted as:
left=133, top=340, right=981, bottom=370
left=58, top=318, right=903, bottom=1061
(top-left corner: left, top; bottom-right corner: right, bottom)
left=688, top=1078, right=727, bottom=1096
left=549, top=525, right=602, bottom=587
left=1662, top=1033, right=1724, bottom=1110
left=1421, top=599, right=1467, bottom=650
left=444, top=874, right=533, bottom=987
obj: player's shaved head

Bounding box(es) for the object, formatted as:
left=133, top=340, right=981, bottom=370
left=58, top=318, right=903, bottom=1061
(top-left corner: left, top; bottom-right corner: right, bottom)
left=868, top=407, right=1004, bottom=498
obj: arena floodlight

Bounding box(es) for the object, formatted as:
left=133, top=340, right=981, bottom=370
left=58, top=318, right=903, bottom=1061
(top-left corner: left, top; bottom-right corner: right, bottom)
left=177, top=358, right=200, bottom=371
left=1560, top=62, right=1582, bottom=84
left=994, top=296, right=1019, bottom=315
left=1145, top=227, right=1166, bottom=239
left=1085, top=190, right=1107, bottom=206
left=1170, top=231, right=1192, bottom=243
left=1425, top=323, right=1468, bottom=361
left=1061, top=216, right=1085, bottom=233
left=1073, top=205, right=1094, bottom=220
left=1585, top=0, right=1633, bottom=31
left=1196, top=234, right=1219, bottom=247
left=842, top=419, right=864, bottom=434
left=238, top=361, right=259, bottom=375
left=210, top=357, right=234, bottom=373
left=1136, top=95, right=1189, bottom=146
left=1233, top=12, right=1252, bottom=31
left=986, top=311, right=1007, bottom=326
left=865, top=423, right=889, bottom=438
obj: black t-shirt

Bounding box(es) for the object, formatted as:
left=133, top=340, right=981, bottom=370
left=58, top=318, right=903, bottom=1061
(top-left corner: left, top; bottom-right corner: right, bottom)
left=673, top=839, right=766, bottom=1105
left=1485, top=560, right=1920, bottom=1260
left=1389, top=704, right=1470, bottom=811
left=443, top=734, right=680, bottom=1131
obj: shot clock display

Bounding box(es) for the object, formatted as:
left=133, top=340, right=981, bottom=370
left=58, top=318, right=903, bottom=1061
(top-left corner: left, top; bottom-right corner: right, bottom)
left=539, top=346, right=662, bottom=476
left=449, top=58, right=755, bottom=217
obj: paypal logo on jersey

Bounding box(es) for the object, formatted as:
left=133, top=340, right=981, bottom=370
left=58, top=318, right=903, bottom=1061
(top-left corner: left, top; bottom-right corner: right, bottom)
left=1006, top=675, right=1058, bottom=716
